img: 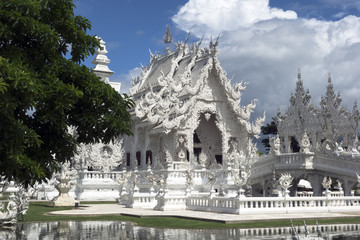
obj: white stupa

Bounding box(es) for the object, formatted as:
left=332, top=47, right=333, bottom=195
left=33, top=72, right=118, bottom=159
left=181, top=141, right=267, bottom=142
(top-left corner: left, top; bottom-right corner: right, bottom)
left=92, top=37, right=121, bottom=92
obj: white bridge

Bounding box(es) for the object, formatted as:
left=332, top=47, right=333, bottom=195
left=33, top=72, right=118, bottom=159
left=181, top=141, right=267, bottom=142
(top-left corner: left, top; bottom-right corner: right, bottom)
left=251, top=152, right=360, bottom=196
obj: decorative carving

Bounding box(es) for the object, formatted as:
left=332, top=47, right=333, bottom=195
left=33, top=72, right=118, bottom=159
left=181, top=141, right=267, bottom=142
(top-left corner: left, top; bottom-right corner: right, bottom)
left=234, top=166, right=250, bottom=188
left=227, top=138, right=245, bottom=167
left=207, top=172, right=217, bottom=186
left=278, top=173, right=293, bottom=195
left=270, top=135, right=281, bottom=155
left=51, top=161, right=78, bottom=207
left=198, top=152, right=207, bottom=168
left=0, top=185, right=29, bottom=225
left=146, top=171, right=167, bottom=191
left=183, top=168, right=194, bottom=188
left=322, top=176, right=332, bottom=191
left=300, top=132, right=312, bottom=154
left=176, top=134, right=187, bottom=162
left=278, top=72, right=359, bottom=154
left=86, top=139, right=124, bottom=172
left=131, top=33, right=264, bottom=138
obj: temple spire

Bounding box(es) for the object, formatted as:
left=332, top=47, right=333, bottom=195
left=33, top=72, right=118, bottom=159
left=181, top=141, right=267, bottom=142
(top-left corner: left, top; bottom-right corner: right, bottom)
left=164, top=24, right=172, bottom=55
left=163, top=24, right=172, bottom=44
left=92, top=36, right=114, bottom=84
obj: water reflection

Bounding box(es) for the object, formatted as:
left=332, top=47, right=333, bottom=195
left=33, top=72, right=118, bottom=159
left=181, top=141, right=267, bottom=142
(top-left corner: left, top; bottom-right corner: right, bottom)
left=0, top=221, right=359, bottom=239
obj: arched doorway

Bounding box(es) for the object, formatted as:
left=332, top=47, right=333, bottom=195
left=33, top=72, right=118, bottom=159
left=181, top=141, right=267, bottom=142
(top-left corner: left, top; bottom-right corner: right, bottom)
left=192, top=113, right=222, bottom=168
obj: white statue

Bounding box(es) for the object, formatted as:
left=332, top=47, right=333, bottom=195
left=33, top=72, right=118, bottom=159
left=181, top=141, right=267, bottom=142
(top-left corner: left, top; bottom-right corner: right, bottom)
left=198, top=152, right=207, bottom=168
left=207, top=172, right=217, bottom=187
left=0, top=186, right=30, bottom=225
left=86, top=140, right=124, bottom=172
left=270, top=135, right=281, bottom=155
left=51, top=161, right=78, bottom=207
left=278, top=173, right=293, bottom=197
left=322, top=176, right=332, bottom=191
left=300, top=132, right=312, bottom=154
left=234, top=166, right=251, bottom=197
left=183, top=168, right=194, bottom=188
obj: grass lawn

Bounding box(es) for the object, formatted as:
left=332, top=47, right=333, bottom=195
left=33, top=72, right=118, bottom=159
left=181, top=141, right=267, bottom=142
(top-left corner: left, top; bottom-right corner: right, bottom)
left=22, top=202, right=360, bottom=229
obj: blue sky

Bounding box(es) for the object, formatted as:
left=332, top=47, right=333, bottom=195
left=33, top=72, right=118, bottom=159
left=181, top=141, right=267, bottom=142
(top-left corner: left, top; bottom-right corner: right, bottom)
left=74, top=0, right=360, bottom=121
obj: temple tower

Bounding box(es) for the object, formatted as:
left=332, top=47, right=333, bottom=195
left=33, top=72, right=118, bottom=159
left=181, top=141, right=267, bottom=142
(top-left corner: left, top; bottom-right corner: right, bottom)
left=92, top=37, right=120, bottom=92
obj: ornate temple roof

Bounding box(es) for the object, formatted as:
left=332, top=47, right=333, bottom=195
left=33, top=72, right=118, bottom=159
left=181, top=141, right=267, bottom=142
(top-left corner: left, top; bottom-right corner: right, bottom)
left=130, top=30, right=265, bottom=136
left=277, top=71, right=359, bottom=151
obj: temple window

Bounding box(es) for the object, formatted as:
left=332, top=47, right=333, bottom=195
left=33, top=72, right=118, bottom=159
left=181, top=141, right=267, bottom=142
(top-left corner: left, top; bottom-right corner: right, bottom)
left=126, top=153, right=130, bottom=166
left=193, top=148, right=201, bottom=163
left=193, top=132, right=201, bottom=143
left=136, top=151, right=141, bottom=165
left=215, top=155, right=223, bottom=165
left=146, top=150, right=152, bottom=165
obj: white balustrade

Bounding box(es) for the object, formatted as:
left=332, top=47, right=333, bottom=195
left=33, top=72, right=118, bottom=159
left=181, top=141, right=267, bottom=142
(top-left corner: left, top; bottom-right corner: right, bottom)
left=83, top=171, right=121, bottom=180
left=186, top=195, right=360, bottom=214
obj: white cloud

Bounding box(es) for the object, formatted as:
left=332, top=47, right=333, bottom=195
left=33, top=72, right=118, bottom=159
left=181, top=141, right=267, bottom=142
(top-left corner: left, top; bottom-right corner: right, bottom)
left=111, top=67, right=141, bottom=94
left=172, top=0, right=296, bottom=37
left=172, top=0, right=360, bottom=121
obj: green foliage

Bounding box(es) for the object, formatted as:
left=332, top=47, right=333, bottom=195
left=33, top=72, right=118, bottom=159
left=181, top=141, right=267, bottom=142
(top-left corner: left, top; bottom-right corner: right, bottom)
left=0, top=0, right=134, bottom=186
left=261, top=118, right=278, bottom=152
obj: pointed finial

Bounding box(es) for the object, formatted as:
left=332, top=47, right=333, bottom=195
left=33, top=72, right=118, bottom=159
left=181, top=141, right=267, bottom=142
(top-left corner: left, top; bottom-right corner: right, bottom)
left=297, top=69, right=301, bottom=81
left=184, top=31, right=191, bottom=44
left=328, top=72, right=332, bottom=83
left=163, top=24, right=172, bottom=44
left=215, top=34, right=220, bottom=47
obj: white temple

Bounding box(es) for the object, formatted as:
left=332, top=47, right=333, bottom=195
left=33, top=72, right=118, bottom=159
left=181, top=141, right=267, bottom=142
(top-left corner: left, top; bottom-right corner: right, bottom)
left=251, top=71, right=360, bottom=197
left=3, top=28, right=360, bottom=217
left=65, top=29, right=360, bottom=210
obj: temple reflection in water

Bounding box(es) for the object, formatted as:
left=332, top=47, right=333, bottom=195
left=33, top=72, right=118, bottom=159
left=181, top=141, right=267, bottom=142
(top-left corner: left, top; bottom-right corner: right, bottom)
left=1, top=221, right=359, bottom=240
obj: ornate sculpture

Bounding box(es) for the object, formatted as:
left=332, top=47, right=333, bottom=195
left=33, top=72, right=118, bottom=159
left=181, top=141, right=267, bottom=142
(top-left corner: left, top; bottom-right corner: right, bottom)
left=269, top=135, right=281, bottom=155
left=86, top=139, right=124, bottom=172
left=227, top=138, right=243, bottom=166
left=183, top=168, right=194, bottom=189
left=322, top=176, right=332, bottom=191
left=176, top=135, right=187, bottom=161
left=198, top=152, right=207, bottom=168
left=278, top=72, right=359, bottom=154
left=299, top=132, right=312, bottom=154
left=117, top=172, right=131, bottom=195
left=207, top=172, right=217, bottom=187
left=234, top=166, right=251, bottom=197
left=207, top=172, right=217, bottom=197
left=278, top=173, right=293, bottom=197
left=131, top=33, right=265, bottom=137
left=147, top=171, right=167, bottom=193
left=51, top=161, right=78, bottom=207
left=0, top=185, right=30, bottom=225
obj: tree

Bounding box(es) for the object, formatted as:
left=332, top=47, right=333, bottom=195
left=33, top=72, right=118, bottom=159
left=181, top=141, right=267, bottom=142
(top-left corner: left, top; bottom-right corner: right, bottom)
left=261, top=118, right=278, bottom=153
left=0, top=0, right=134, bottom=186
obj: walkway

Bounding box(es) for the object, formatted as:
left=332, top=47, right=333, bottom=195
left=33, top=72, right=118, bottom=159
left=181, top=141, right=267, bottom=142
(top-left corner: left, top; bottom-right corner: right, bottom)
left=47, top=204, right=360, bottom=224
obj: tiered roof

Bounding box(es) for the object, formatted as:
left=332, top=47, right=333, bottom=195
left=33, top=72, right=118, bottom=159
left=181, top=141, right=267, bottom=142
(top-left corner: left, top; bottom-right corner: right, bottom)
left=130, top=32, right=265, bottom=136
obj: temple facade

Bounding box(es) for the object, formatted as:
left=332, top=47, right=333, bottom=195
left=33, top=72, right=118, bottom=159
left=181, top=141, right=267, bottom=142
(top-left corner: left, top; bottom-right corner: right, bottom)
left=123, top=33, right=264, bottom=173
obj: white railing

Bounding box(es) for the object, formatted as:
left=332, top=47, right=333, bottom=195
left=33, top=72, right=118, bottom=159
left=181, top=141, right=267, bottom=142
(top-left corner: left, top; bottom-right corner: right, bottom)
left=82, top=171, right=120, bottom=180
left=186, top=195, right=360, bottom=214
left=186, top=196, right=238, bottom=214
left=127, top=192, right=157, bottom=209
left=296, top=191, right=313, bottom=197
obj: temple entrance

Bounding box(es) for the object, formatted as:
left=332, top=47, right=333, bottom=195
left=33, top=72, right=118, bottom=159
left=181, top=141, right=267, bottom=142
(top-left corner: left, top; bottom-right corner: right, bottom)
left=193, top=113, right=222, bottom=167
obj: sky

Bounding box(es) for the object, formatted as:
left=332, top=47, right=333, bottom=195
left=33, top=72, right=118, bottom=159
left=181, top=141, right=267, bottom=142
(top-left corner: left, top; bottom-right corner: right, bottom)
left=74, top=0, right=360, bottom=123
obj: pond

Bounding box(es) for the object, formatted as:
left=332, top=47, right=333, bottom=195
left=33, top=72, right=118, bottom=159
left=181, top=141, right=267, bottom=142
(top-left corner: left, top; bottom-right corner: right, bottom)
left=0, top=221, right=359, bottom=239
